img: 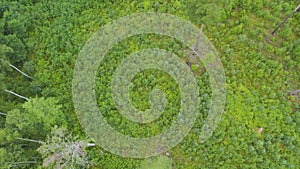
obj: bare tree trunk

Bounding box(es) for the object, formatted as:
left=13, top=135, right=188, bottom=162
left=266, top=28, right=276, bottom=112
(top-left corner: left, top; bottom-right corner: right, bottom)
left=271, top=4, right=300, bottom=35
left=7, top=161, right=39, bottom=167
left=0, top=112, right=7, bottom=116
left=17, top=137, right=42, bottom=143
left=87, top=143, right=96, bottom=147
left=6, top=161, right=38, bottom=164
left=9, top=64, right=32, bottom=79
left=186, top=24, right=205, bottom=64
left=193, top=24, right=205, bottom=52
left=16, top=137, right=96, bottom=147
left=4, top=89, right=29, bottom=101
left=266, top=4, right=300, bottom=42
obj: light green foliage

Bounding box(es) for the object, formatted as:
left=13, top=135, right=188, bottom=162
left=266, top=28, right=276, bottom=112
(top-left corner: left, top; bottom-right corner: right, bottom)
left=5, top=97, right=67, bottom=139
left=184, top=0, right=299, bottom=168
left=139, top=155, right=172, bottom=169
left=186, top=0, right=227, bottom=25
left=191, top=64, right=198, bottom=71
left=1, top=97, right=68, bottom=168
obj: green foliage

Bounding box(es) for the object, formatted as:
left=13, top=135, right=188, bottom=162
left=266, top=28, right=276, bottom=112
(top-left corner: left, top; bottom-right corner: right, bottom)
left=0, top=0, right=299, bottom=168
left=186, top=0, right=227, bottom=25
left=191, top=64, right=198, bottom=71
left=0, top=44, right=13, bottom=89
left=139, top=155, right=172, bottom=169
left=0, top=97, right=68, bottom=168
left=5, top=97, right=67, bottom=139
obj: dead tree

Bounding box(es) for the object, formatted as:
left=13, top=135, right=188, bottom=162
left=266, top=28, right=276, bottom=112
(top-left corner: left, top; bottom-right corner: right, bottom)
left=186, top=24, right=205, bottom=68
left=193, top=24, right=205, bottom=52
left=37, top=127, right=96, bottom=169
left=288, top=89, right=300, bottom=96
left=287, top=89, right=300, bottom=102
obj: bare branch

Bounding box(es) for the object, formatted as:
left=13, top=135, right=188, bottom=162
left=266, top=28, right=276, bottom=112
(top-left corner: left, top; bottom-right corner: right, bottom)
left=9, top=64, right=32, bottom=79
left=4, top=89, right=29, bottom=101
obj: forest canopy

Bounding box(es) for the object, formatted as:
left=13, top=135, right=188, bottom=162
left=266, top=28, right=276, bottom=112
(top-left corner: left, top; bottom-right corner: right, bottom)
left=0, top=0, right=299, bottom=168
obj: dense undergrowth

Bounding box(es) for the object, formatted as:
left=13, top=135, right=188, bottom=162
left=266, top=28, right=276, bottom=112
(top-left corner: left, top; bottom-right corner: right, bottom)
left=0, top=0, right=299, bottom=168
